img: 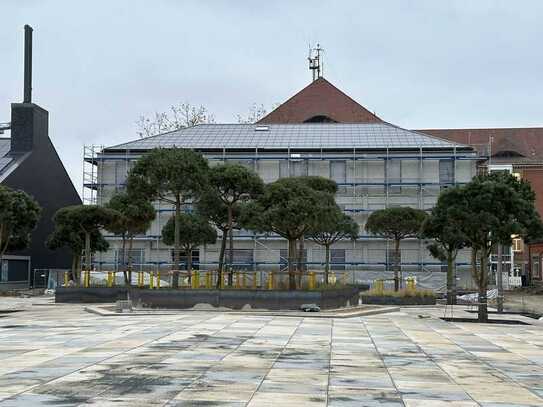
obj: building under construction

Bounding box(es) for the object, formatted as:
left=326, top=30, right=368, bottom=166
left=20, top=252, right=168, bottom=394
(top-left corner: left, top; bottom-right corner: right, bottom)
left=84, top=115, right=479, bottom=288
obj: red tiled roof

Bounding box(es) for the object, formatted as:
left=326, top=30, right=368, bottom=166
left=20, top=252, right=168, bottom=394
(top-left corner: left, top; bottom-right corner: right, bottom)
left=257, top=77, right=382, bottom=124
left=416, top=128, right=543, bottom=159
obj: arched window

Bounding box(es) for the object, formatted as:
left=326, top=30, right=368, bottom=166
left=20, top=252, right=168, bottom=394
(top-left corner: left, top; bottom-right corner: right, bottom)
left=492, top=150, right=524, bottom=158
left=303, top=115, right=337, bottom=123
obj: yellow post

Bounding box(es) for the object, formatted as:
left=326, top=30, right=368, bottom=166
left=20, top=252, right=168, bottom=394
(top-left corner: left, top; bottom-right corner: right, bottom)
left=375, top=279, right=384, bottom=295
left=252, top=272, right=257, bottom=289
left=149, top=272, right=154, bottom=289
left=267, top=272, right=274, bottom=290
left=156, top=272, right=161, bottom=289
left=137, top=272, right=143, bottom=288
left=86, top=271, right=90, bottom=288
left=235, top=272, right=241, bottom=289
left=191, top=272, right=197, bottom=289
left=309, top=271, right=316, bottom=290
left=206, top=272, right=212, bottom=289
left=112, top=272, right=116, bottom=287
left=406, top=277, right=415, bottom=292
left=64, top=272, right=69, bottom=286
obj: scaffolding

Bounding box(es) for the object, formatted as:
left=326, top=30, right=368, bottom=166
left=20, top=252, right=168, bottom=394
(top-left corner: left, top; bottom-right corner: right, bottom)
left=83, top=143, right=483, bottom=275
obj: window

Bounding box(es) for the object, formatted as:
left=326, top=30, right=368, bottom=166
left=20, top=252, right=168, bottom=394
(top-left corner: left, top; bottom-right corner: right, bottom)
left=330, top=161, right=346, bottom=183
left=387, top=160, right=401, bottom=193
left=290, top=160, right=308, bottom=177
left=330, top=249, right=346, bottom=271
left=439, top=160, right=454, bottom=184
left=386, top=248, right=401, bottom=269
left=0, top=259, right=29, bottom=282
left=532, top=255, right=541, bottom=279
left=512, top=238, right=523, bottom=253
left=116, top=249, right=144, bottom=269
left=224, top=249, right=254, bottom=270
left=170, top=249, right=199, bottom=270
left=279, top=161, right=289, bottom=178
left=280, top=249, right=307, bottom=271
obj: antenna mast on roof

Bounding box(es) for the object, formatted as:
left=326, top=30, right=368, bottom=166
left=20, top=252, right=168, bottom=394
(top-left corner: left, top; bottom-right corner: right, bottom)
left=308, top=43, right=323, bottom=82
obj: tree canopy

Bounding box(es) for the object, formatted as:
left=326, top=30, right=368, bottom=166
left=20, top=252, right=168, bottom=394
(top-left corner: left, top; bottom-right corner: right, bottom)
left=443, top=172, right=543, bottom=321
left=205, top=163, right=264, bottom=286
left=307, top=203, right=358, bottom=283
left=127, top=148, right=209, bottom=287
left=366, top=206, right=427, bottom=291
left=105, top=192, right=156, bottom=284
left=0, top=185, right=41, bottom=258
left=162, top=213, right=217, bottom=275
left=47, top=205, right=113, bottom=282
left=241, top=176, right=337, bottom=289
left=421, top=187, right=468, bottom=305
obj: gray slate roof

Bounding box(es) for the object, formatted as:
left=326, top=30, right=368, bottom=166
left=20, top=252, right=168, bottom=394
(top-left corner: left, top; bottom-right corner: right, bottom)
left=0, top=139, right=14, bottom=175
left=106, top=123, right=469, bottom=151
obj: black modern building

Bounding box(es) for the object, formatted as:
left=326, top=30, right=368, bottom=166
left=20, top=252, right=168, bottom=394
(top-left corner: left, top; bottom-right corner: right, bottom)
left=0, top=26, right=81, bottom=289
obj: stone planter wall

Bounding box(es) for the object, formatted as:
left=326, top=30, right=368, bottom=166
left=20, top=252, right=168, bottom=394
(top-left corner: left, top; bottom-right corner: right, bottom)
left=361, top=295, right=436, bottom=306
left=56, top=286, right=365, bottom=310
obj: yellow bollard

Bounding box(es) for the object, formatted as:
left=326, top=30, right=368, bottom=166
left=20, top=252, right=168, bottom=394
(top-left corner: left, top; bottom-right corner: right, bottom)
left=252, top=272, right=257, bottom=289
left=235, top=272, right=241, bottom=289
left=267, top=272, right=274, bottom=290
left=86, top=271, right=90, bottom=288
left=406, top=277, right=416, bottom=292
left=137, top=272, right=143, bottom=288
left=149, top=272, right=154, bottom=289
left=191, top=272, right=197, bottom=289
left=64, top=272, right=69, bottom=286
left=206, top=272, right=212, bottom=289
left=308, top=272, right=316, bottom=290
left=374, top=279, right=384, bottom=295
left=156, top=272, right=161, bottom=289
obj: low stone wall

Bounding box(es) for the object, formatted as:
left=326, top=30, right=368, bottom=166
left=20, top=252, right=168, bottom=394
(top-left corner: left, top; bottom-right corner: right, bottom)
left=56, top=286, right=365, bottom=310
left=361, top=295, right=436, bottom=306
left=55, top=287, right=128, bottom=303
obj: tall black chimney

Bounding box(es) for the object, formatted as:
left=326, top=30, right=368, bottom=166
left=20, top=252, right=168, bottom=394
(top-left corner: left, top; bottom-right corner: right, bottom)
left=23, top=25, right=33, bottom=103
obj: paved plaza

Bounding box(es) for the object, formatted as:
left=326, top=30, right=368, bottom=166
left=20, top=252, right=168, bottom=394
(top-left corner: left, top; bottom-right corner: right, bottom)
left=1, top=299, right=543, bottom=406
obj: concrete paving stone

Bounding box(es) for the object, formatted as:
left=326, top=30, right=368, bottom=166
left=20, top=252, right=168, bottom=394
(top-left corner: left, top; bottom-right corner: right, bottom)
left=2, top=302, right=543, bottom=405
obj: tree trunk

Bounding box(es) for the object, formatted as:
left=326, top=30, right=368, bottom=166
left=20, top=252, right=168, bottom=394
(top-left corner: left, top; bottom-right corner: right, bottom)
left=187, top=246, right=192, bottom=284
left=446, top=251, right=456, bottom=305
left=297, top=237, right=304, bottom=288
left=70, top=254, right=77, bottom=283
left=394, top=239, right=400, bottom=291
left=216, top=229, right=227, bottom=289
left=478, top=250, right=489, bottom=323
left=121, top=236, right=128, bottom=285
left=288, top=238, right=297, bottom=290
left=127, top=235, right=134, bottom=286
left=172, top=196, right=181, bottom=288
left=75, top=252, right=81, bottom=284
left=85, top=231, right=91, bottom=275
left=325, top=243, right=331, bottom=285
left=227, top=206, right=234, bottom=286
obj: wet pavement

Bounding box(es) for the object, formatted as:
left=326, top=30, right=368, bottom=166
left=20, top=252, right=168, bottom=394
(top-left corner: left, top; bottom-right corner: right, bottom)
left=0, top=299, right=543, bottom=406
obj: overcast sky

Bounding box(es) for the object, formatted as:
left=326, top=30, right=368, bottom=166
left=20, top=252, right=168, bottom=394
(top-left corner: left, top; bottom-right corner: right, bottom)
left=1, top=0, right=542, bottom=196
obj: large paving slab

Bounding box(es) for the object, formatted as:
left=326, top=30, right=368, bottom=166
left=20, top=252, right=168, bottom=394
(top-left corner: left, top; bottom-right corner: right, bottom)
left=0, top=299, right=543, bottom=406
